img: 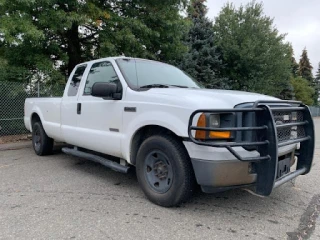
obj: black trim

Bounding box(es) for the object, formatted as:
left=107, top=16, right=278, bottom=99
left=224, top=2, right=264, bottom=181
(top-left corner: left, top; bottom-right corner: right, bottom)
left=77, top=103, right=81, bottom=115
left=181, top=137, right=191, bottom=142
left=109, top=128, right=119, bottom=132
left=124, top=107, right=136, bottom=112
left=62, top=147, right=129, bottom=173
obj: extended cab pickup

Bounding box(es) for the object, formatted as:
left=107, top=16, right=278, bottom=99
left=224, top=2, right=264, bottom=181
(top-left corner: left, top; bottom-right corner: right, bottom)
left=24, top=57, right=315, bottom=207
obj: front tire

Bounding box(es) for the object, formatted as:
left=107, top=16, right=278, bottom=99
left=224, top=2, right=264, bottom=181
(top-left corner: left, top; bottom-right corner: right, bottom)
left=32, top=121, right=54, bottom=156
left=136, top=135, right=195, bottom=207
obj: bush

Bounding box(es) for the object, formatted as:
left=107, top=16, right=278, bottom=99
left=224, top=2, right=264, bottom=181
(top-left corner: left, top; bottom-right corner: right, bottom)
left=291, top=77, right=314, bottom=105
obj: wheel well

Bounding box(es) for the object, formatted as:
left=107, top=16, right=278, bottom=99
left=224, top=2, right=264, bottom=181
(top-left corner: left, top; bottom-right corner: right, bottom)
left=31, top=113, right=41, bottom=130
left=130, top=125, right=185, bottom=166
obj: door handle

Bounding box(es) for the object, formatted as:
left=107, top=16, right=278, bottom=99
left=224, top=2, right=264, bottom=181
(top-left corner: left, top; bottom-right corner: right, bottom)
left=77, top=103, right=81, bottom=115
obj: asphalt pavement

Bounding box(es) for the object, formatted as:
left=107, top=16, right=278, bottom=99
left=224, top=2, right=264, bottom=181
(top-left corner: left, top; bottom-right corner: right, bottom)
left=0, top=119, right=319, bottom=240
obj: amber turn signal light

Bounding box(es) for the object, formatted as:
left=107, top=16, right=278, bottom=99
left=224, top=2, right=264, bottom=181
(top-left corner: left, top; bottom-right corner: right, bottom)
left=209, top=131, right=231, bottom=139
left=195, top=113, right=206, bottom=139
left=195, top=113, right=231, bottom=140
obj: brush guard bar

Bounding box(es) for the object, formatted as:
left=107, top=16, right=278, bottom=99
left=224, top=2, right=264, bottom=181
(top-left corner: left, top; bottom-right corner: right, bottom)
left=188, top=100, right=315, bottom=196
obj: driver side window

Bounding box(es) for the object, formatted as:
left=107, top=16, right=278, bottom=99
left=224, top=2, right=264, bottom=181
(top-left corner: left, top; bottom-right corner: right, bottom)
left=84, top=61, right=121, bottom=95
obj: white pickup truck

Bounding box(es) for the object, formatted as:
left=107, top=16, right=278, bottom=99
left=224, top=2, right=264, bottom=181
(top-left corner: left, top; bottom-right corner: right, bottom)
left=24, top=56, right=315, bottom=207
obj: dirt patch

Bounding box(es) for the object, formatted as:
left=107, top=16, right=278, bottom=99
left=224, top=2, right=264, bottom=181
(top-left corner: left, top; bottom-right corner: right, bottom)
left=0, top=134, right=31, bottom=144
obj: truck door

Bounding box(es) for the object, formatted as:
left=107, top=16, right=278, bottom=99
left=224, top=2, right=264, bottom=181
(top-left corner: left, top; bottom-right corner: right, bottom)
left=75, top=60, right=124, bottom=157
left=61, top=64, right=88, bottom=145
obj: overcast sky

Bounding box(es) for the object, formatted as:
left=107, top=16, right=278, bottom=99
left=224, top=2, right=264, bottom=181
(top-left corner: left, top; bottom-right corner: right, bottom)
left=206, top=0, right=320, bottom=75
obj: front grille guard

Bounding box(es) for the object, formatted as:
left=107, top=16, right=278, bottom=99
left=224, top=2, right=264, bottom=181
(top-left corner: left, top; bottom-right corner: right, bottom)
left=188, top=100, right=315, bottom=196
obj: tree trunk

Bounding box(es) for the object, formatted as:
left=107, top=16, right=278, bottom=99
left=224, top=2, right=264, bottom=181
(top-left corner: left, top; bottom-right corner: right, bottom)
left=67, top=23, right=81, bottom=78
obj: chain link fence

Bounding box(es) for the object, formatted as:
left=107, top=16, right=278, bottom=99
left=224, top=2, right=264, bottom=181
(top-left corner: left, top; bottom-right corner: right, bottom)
left=0, top=80, right=64, bottom=143
left=310, top=106, right=320, bottom=117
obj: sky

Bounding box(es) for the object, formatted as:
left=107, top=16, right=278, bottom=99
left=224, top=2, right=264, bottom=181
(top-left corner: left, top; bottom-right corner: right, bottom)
left=206, top=0, right=320, bottom=75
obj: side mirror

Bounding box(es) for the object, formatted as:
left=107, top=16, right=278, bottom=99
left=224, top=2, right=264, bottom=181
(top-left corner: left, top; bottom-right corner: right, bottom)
left=91, top=82, right=121, bottom=100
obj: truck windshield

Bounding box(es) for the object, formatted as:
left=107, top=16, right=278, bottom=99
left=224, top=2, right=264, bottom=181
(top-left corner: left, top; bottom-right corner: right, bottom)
left=116, top=58, right=202, bottom=89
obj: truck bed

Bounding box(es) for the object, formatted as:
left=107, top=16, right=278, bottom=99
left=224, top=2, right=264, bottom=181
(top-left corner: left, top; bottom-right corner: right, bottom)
left=24, top=97, right=63, bottom=141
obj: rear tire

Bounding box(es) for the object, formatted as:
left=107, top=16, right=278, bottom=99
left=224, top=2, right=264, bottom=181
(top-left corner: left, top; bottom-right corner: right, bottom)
left=32, top=121, right=54, bottom=156
left=136, top=135, right=195, bottom=207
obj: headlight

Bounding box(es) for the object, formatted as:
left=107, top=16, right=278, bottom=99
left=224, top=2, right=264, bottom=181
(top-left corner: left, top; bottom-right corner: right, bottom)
left=209, top=114, right=220, bottom=127
left=195, top=113, right=232, bottom=140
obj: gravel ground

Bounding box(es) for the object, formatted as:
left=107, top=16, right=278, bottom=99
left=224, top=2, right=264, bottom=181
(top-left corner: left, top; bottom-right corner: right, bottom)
left=0, top=119, right=319, bottom=240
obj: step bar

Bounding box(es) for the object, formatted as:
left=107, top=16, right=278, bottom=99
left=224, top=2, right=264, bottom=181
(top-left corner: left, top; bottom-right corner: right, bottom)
left=62, top=147, right=130, bottom=173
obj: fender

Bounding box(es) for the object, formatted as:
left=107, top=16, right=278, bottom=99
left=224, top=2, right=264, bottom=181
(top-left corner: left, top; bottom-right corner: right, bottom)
left=30, top=106, right=45, bottom=131
left=121, top=110, right=189, bottom=163
left=29, top=103, right=63, bottom=142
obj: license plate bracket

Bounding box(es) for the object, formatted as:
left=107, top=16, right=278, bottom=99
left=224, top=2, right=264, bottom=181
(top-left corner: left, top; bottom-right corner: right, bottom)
left=277, top=157, right=291, bottom=178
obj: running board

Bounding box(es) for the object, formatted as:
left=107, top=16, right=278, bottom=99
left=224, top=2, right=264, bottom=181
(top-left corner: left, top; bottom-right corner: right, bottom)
left=62, top=147, right=130, bottom=173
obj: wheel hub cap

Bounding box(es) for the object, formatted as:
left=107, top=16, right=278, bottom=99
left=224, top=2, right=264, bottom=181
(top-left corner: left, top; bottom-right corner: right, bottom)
left=144, top=150, right=173, bottom=193
left=33, top=128, right=41, bottom=151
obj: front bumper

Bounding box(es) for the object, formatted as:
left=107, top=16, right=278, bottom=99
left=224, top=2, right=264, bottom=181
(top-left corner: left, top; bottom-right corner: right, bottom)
left=187, top=100, right=315, bottom=195
left=184, top=142, right=296, bottom=192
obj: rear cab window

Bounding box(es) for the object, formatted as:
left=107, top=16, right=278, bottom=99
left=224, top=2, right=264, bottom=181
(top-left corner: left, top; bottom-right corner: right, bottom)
left=67, top=65, right=87, bottom=96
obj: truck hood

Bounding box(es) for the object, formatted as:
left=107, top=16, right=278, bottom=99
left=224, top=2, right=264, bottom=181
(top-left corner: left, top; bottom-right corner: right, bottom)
left=143, top=88, right=278, bottom=109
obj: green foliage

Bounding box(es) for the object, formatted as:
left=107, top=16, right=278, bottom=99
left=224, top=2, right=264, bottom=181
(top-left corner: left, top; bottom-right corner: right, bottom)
left=298, top=48, right=318, bottom=104
left=316, top=63, right=320, bottom=82
left=0, top=0, right=317, bottom=107
left=289, top=46, right=299, bottom=77
left=314, top=62, right=320, bottom=105
left=298, top=48, right=313, bottom=82
left=178, top=0, right=225, bottom=88
left=213, top=1, right=293, bottom=98
left=291, top=76, right=314, bottom=105
left=0, top=0, right=188, bottom=82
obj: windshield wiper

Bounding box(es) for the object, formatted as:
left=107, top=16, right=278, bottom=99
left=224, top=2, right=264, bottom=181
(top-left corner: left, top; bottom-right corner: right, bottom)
left=170, top=85, right=189, bottom=88
left=139, top=84, right=170, bottom=89
left=139, top=84, right=188, bottom=89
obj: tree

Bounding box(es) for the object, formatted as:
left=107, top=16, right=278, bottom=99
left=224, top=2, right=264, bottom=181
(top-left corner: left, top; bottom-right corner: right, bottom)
left=289, top=46, right=299, bottom=77
left=213, top=1, right=293, bottom=98
left=291, top=76, right=314, bottom=105
left=298, top=48, right=313, bottom=82
left=316, top=63, right=320, bottom=82
left=298, top=48, right=318, bottom=104
left=178, top=0, right=225, bottom=88
left=0, top=0, right=188, bottom=82
left=314, top=62, right=320, bottom=105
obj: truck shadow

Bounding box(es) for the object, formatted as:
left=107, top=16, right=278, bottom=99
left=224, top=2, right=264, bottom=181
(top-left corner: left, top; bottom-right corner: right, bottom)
left=65, top=151, right=303, bottom=211
left=52, top=145, right=308, bottom=228
left=50, top=149, right=310, bottom=239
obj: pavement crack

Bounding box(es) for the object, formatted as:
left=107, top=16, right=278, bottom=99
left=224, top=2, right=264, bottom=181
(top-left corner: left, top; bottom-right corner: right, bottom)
left=287, top=194, right=320, bottom=240
left=270, top=195, right=302, bottom=208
